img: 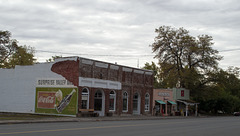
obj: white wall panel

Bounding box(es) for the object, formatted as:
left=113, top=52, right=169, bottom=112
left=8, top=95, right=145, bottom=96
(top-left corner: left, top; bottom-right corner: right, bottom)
left=0, top=63, right=64, bottom=113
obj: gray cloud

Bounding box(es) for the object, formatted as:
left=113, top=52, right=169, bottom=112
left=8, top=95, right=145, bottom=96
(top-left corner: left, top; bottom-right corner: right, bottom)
left=0, top=0, right=239, bottom=68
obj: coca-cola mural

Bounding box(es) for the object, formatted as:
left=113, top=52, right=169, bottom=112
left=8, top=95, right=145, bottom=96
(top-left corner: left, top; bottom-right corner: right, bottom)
left=35, top=87, right=78, bottom=116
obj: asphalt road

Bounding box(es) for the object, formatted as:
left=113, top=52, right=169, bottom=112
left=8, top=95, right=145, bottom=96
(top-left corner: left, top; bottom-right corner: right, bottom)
left=0, top=117, right=240, bottom=136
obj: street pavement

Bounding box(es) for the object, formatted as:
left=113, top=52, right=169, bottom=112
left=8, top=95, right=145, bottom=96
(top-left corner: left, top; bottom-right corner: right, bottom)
left=0, top=116, right=240, bottom=136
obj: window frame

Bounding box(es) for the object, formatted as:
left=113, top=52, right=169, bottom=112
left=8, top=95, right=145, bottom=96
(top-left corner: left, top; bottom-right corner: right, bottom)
left=81, top=88, right=89, bottom=109
left=122, top=91, right=128, bottom=112
left=109, top=90, right=116, bottom=111
left=145, top=93, right=150, bottom=111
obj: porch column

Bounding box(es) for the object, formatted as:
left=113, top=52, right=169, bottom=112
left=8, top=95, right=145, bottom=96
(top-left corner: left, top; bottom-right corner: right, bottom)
left=160, top=104, right=163, bottom=115
left=195, top=104, right=198, bottom=116
left=165, top=104, right=167, bottom=115
left=185, top=105, right=188, bottom=117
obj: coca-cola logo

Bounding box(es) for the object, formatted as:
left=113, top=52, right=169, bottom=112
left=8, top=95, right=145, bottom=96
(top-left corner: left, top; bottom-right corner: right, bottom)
left=38, top=96, right=55, bottom=103
left=37, top=92, right=56, bottom=109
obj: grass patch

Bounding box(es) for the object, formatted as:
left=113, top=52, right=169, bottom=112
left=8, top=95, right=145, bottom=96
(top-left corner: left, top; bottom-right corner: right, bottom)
left=0, top=112, right=67, bottom=120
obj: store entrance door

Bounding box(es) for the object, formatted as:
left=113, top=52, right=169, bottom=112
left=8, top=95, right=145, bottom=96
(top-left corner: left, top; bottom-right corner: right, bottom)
left=133, top=93, right=140, bottom=115
left=94, top=90, right=105, bottom=116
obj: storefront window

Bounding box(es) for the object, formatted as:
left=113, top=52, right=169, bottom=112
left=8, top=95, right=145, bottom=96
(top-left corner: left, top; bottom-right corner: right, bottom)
left=145, top=93, right=150, bottom=111
left=81, top=88, right=89, bottom=109
left=109, top=91, right=116, bottom=111
left=122, top=92, right=128, bottom=112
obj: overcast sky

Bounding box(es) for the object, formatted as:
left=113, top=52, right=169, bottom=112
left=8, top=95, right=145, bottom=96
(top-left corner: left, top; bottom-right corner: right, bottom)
left=1, top=0, right=240, bottom=69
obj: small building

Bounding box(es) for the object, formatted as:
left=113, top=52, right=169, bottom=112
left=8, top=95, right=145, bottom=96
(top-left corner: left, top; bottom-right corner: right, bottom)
left=153, top=89, right=176, bottom=116
left=0, top=57, right=154, bottom=117
left=173, top=88, right=199, bottom=116
left=153, top=88, right=199, bottom=116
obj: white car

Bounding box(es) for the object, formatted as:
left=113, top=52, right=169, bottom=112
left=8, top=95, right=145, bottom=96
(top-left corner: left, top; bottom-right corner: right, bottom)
left=233, top=112, right=240, bottom=116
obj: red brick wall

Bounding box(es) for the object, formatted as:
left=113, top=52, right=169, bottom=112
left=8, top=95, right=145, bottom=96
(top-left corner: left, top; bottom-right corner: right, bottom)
left=145, top=75, right=153, bottom=86
left=93, top=66, right=108, bottom=80
left=109, top=69, right=119, bottom=81
left=79, top=63, right=92, bottom=78
left=133, top=73, right=144, bottom=84
left=122, top=71, right=132, bottom=83
left=51, top=60, right=79, bottom=86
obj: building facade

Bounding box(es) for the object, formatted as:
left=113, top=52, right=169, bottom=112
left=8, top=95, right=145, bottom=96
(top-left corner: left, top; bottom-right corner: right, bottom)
left=0, top=57, right=153, bottom=116
left=153, top=89, right=176, bottom=116
left=153, top=88, right=199, bottom=116
left=173, top=88, right=199, bottom=116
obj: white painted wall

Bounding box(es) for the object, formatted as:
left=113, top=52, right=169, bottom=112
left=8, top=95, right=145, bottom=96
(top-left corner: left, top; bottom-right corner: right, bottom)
left=0, top=63, right=65, bottom=113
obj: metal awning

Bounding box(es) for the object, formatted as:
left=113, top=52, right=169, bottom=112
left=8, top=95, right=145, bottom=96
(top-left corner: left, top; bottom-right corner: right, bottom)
left=168, top=100, right=177, bottom=105
left=176, top=99, right=199, bottom=106
left=155, top=100, right=166, bottom=104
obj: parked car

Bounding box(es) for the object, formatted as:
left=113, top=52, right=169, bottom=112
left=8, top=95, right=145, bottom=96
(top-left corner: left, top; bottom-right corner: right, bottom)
left=233, top=112, right=240, bottom=116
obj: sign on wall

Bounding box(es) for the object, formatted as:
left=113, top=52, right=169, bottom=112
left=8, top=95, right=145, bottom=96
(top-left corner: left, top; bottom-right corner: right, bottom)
left=35, top=87, right=78, bottom=116
left=181, top=90, right=185, bottom=97
left=36, top=78, right=74, bottom=87
left=158, top=92, right=170, bottom=97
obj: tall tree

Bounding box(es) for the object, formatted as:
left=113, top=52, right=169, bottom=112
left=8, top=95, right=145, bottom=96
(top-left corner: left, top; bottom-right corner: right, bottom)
left=211, top=67, right=240, bottom=98
left=0, top=30, right=35, bottom=68
left=197, top=68, right=240, bottom=114
left=0, top=31, right=18, bottom=66
left=143, top=62, right=161, bottom=88
left=4, top=45, right=36, bottom=68
left=150, top=26, right=222, bottom=89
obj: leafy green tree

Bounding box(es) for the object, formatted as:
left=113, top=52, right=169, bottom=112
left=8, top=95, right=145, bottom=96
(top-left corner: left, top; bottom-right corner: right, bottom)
left=143, top=62, right=161, bottom=88
left=0, top=31, right=18, bottom=67
left=198, top=90, right=240, bottom=114
left=2, top=45, right=35, bottom=68
left=210, top=67, right=240, bottom=98
left=0, top=30, right=35, bottom=68
left=149, top=26, right=240, bottom=114
left=196, top=68, right=240, bottom=114
left=150, top=26, right=222, bottom=90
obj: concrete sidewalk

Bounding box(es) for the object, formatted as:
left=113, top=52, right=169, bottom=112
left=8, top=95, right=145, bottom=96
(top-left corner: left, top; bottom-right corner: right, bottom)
left=0, top=116, right=196, bottom=125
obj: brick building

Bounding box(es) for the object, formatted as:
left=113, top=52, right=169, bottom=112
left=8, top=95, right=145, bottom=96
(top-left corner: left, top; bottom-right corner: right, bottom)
left=55, top=57, right=154, bottom=116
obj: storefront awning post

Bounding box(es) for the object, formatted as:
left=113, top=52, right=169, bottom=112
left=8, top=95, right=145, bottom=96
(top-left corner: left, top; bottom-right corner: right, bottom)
left=186, top=105, right=188, bottom=117
left=195, top=104, right=198, bottom=116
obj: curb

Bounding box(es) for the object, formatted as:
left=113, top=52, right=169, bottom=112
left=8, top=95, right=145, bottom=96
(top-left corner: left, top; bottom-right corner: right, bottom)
left=0, top=119, right=78, bottom=125
left=0, top=116, right=208, bottom=125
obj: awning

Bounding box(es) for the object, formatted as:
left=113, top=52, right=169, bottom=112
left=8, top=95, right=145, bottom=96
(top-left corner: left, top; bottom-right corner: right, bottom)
left=155, top=100, right=166, bottom=104
left=168, top=100, right=177, bottom=105
left=176, top=99, right=199, bottom=106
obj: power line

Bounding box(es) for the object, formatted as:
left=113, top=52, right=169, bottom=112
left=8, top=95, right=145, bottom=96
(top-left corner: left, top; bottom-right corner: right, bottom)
left=35, top=50, right=154, bottom=57
left=35, top=47, right=240, bottom=58
left=219, top=48, right=240, bottom=52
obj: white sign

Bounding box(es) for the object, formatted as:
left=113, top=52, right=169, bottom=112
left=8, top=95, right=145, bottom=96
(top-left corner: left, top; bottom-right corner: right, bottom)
left=36, top=78, right=75, bottom=87
left=158, top=92, right=170, bottom=97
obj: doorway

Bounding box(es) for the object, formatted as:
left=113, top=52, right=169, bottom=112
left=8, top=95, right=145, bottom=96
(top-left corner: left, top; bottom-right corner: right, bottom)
left=94, top=90, right=105, bottom=116
left=133, top=92, right=141, bottom=115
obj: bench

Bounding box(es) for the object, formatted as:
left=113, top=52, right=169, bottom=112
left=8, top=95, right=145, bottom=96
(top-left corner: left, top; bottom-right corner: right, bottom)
left=78, top=109, right=98, bottom=117
left=79, top=109, right=94, bottom=112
